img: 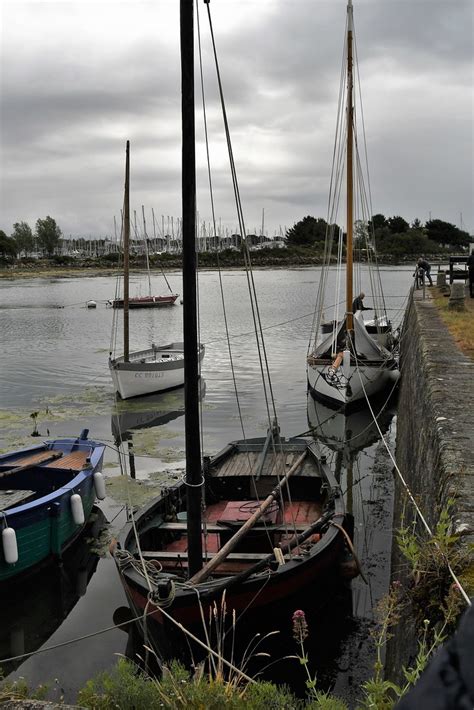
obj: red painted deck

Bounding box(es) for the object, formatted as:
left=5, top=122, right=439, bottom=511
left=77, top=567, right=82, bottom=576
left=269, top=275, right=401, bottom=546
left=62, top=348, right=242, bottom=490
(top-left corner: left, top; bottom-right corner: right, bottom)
left=158, top=500, right=323, bottom=573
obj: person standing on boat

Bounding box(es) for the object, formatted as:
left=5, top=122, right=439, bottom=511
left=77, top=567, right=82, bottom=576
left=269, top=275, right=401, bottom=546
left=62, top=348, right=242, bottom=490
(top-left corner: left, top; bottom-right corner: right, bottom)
left=467, top=251, right=474, bottom=298
left=417, top=257, right=433, bottom=286
left=352, top=292, right=371, bottom=313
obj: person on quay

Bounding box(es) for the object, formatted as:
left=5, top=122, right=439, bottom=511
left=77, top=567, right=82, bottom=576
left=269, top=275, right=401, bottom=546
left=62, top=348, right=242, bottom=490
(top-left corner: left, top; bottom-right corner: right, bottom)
left=352, top=292, right=372, bottom=313
left=417, top=257, right=433, bottom=286
left=467, top=251, right=474, bottom=298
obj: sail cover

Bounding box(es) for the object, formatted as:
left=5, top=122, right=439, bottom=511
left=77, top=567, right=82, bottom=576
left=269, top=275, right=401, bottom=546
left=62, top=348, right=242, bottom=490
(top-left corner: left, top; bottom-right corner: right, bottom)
left=313, top=311, right=389, bottom=360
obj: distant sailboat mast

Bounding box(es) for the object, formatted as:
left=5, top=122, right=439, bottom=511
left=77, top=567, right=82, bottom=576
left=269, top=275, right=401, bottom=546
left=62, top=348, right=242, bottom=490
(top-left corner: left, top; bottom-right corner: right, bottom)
left=345, top=0, right=354, bottom=338
left=141, top=205, right=153, bottom=297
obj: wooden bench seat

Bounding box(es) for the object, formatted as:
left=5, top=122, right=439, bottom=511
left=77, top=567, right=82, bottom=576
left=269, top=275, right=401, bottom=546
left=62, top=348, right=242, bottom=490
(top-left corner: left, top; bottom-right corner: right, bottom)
left=140, top=550, right=275, bottom=562
left=157, top=521, right=313, bottom=533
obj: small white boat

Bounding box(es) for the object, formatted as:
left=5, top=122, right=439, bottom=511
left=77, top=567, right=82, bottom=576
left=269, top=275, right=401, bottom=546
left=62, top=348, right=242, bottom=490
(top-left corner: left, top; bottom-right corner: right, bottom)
left=109, top=341, right=204, bottom=400
left=109, top=143, right=204, bottom=400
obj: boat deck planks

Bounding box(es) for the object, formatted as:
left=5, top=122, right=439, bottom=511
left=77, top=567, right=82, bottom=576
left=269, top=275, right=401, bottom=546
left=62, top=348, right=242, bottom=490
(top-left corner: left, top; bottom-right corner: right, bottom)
left=215, top=450, right=319, bottom=478
left=45, top=451, right=90, bottom=470
left=2, top=449, right=90, bottom=472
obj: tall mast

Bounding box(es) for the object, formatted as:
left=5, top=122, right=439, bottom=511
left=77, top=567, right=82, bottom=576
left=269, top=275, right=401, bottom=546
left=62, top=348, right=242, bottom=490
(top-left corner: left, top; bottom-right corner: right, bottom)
left=123, top=140, right=130, bottom=362
left=345, top=0, right=354, bottom=335
left=181, top=0, right=203, bottom=576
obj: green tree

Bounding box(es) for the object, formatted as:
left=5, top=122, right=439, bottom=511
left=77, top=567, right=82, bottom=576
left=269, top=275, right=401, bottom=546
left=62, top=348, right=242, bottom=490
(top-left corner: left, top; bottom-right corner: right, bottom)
left=35, top=216, right=62, bottom=256
left=12, top=221, right=35, bottom=256
left=388, top=215, right=409, bottom=234
left=425, top=219, right=470, bottom=248
left=0, top=229, right=17, bottom=261
left=286, top=216, right=328, bottom=246
left=369, top=213, right=387, bottom=231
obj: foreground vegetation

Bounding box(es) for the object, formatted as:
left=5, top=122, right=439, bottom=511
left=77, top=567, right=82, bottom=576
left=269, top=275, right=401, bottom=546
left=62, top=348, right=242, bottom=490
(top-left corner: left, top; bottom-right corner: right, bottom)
left=1, top=499, right=470, bottom=709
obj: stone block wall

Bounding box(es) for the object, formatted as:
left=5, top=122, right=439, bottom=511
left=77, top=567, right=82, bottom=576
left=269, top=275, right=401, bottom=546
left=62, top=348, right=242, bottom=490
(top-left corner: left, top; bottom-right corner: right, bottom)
left=386, top=288, right=473, bottom=680
left=395, top=289, right=474, bottom=543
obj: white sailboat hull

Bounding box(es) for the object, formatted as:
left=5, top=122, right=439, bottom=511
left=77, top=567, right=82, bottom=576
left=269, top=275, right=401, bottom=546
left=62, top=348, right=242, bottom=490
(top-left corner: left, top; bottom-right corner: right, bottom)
left=307, top=359, right=398, bottom=409
left=109, top=342, right=205, bottom=400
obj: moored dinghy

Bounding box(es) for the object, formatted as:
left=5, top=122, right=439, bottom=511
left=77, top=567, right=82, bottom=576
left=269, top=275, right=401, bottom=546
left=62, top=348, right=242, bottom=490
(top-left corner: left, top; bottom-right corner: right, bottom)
left=306, top=0, right=399, bottom=410
left=0, top=430, right=105, bottom=582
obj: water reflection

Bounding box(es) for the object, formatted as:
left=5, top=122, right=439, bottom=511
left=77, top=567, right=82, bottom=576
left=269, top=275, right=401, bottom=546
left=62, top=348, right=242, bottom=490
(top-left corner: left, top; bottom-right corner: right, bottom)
left=111, top=380, right=206, bottom=442
left=307, top=393, right=396, bottom=460
left=0, top=507, right=108, bottom=676
left=307, top=393, right=397, bottom=702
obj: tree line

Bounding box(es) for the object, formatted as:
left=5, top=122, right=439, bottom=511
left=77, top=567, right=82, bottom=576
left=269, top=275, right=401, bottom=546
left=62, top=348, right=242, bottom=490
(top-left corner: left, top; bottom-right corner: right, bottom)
left=1, top=213, right=471, bottom=264
left=0, top=217, right=62, bottom=260
left=285, top=214, right=471, bottom=255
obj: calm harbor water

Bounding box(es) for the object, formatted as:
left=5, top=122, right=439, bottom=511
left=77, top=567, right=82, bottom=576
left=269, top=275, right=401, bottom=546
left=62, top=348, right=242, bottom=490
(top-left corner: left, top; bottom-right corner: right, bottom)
left=0, top=266, right=411, bottom=704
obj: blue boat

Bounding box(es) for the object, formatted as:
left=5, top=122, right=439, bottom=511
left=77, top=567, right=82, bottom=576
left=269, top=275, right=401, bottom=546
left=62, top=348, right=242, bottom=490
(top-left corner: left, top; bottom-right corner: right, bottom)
left=0, top=430, right=106, bottom=582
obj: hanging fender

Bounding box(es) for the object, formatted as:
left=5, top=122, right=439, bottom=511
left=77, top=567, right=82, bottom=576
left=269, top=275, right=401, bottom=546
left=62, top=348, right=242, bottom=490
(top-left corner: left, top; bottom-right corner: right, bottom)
left=2, top=527, right=18, bottom=564
left=93, top=471, right=106, bottom=500
left=70, top=493, right=85, bottom=525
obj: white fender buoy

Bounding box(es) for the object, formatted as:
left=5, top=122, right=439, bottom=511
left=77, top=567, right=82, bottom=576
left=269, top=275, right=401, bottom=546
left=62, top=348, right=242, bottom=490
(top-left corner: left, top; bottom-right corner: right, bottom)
left=93, top=471, right=106, bottom=500
left=342, top=349, right=351, bottom=380
left=2, top=527, right=18, bottom=564
left=70, top=494, right=85, bottom=525
left=86, top=300, right=97, bottom=309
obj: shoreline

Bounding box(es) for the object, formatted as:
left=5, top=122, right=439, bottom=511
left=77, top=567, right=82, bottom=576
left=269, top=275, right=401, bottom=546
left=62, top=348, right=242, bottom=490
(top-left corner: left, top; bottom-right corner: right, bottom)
left=0, top=259, right=455, bottom=280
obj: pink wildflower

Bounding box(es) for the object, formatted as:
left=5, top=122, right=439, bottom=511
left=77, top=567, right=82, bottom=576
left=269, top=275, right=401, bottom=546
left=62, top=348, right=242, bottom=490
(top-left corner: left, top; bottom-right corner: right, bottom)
left=292, top=609, right=308, bottom=643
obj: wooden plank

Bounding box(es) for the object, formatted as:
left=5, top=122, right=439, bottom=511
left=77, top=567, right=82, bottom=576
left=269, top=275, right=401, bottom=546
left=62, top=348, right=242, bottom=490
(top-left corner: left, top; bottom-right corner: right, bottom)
left=0, top=451, right=64, bottom=478
left=157, top=522, right=310, bottom=533
left=0, top=489, right=36, bottom=511
left=217, top=454, right=237, bottom=477
left=46, top=451, right=90, bottom=470
left=140, top=550, right=274, bottom=561
left=0, top=449, right=49, bottom=469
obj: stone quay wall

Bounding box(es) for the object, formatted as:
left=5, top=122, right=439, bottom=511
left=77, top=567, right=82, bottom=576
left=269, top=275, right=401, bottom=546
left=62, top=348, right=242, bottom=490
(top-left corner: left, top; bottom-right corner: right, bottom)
left=386, top=287, right=473, bottom=679
left=395, top=288, right=474, bottom=545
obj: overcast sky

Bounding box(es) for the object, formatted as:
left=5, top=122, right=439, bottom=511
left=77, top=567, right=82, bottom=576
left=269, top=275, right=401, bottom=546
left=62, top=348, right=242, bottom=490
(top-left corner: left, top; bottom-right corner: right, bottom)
left=1, top=0, right=472, bottom=240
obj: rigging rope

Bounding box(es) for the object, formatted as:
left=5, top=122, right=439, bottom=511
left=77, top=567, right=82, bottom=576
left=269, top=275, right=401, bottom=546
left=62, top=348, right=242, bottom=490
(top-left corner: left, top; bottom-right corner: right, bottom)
left=348, top=331, right=472, bottom=608
left=203, top=0, right=299, bottom=544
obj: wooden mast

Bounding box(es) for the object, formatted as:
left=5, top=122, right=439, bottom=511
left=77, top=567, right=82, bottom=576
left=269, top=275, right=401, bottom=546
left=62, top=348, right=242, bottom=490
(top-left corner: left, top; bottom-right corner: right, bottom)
left=123, top=140, right=130, bottom=362
left=181, top=0, right=203, bottom=576
left=345, top=0, right=354, bottom=336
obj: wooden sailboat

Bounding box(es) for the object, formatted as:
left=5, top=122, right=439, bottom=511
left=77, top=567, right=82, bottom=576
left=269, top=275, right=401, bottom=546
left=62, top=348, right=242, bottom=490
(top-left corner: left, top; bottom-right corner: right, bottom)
left=307, top=0, right=399, bottom=410
left=108, top=143, right=205, bottom=400
left=112, top=1, right=354, bottom=666
left=108, top=208, right=179, bottom=309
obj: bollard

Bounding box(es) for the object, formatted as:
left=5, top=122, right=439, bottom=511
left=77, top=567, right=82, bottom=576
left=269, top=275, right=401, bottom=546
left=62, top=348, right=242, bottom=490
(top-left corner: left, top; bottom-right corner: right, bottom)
left=436, top=271, right=448, bottom=291
left=448, top=282, right=466, bottom=311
